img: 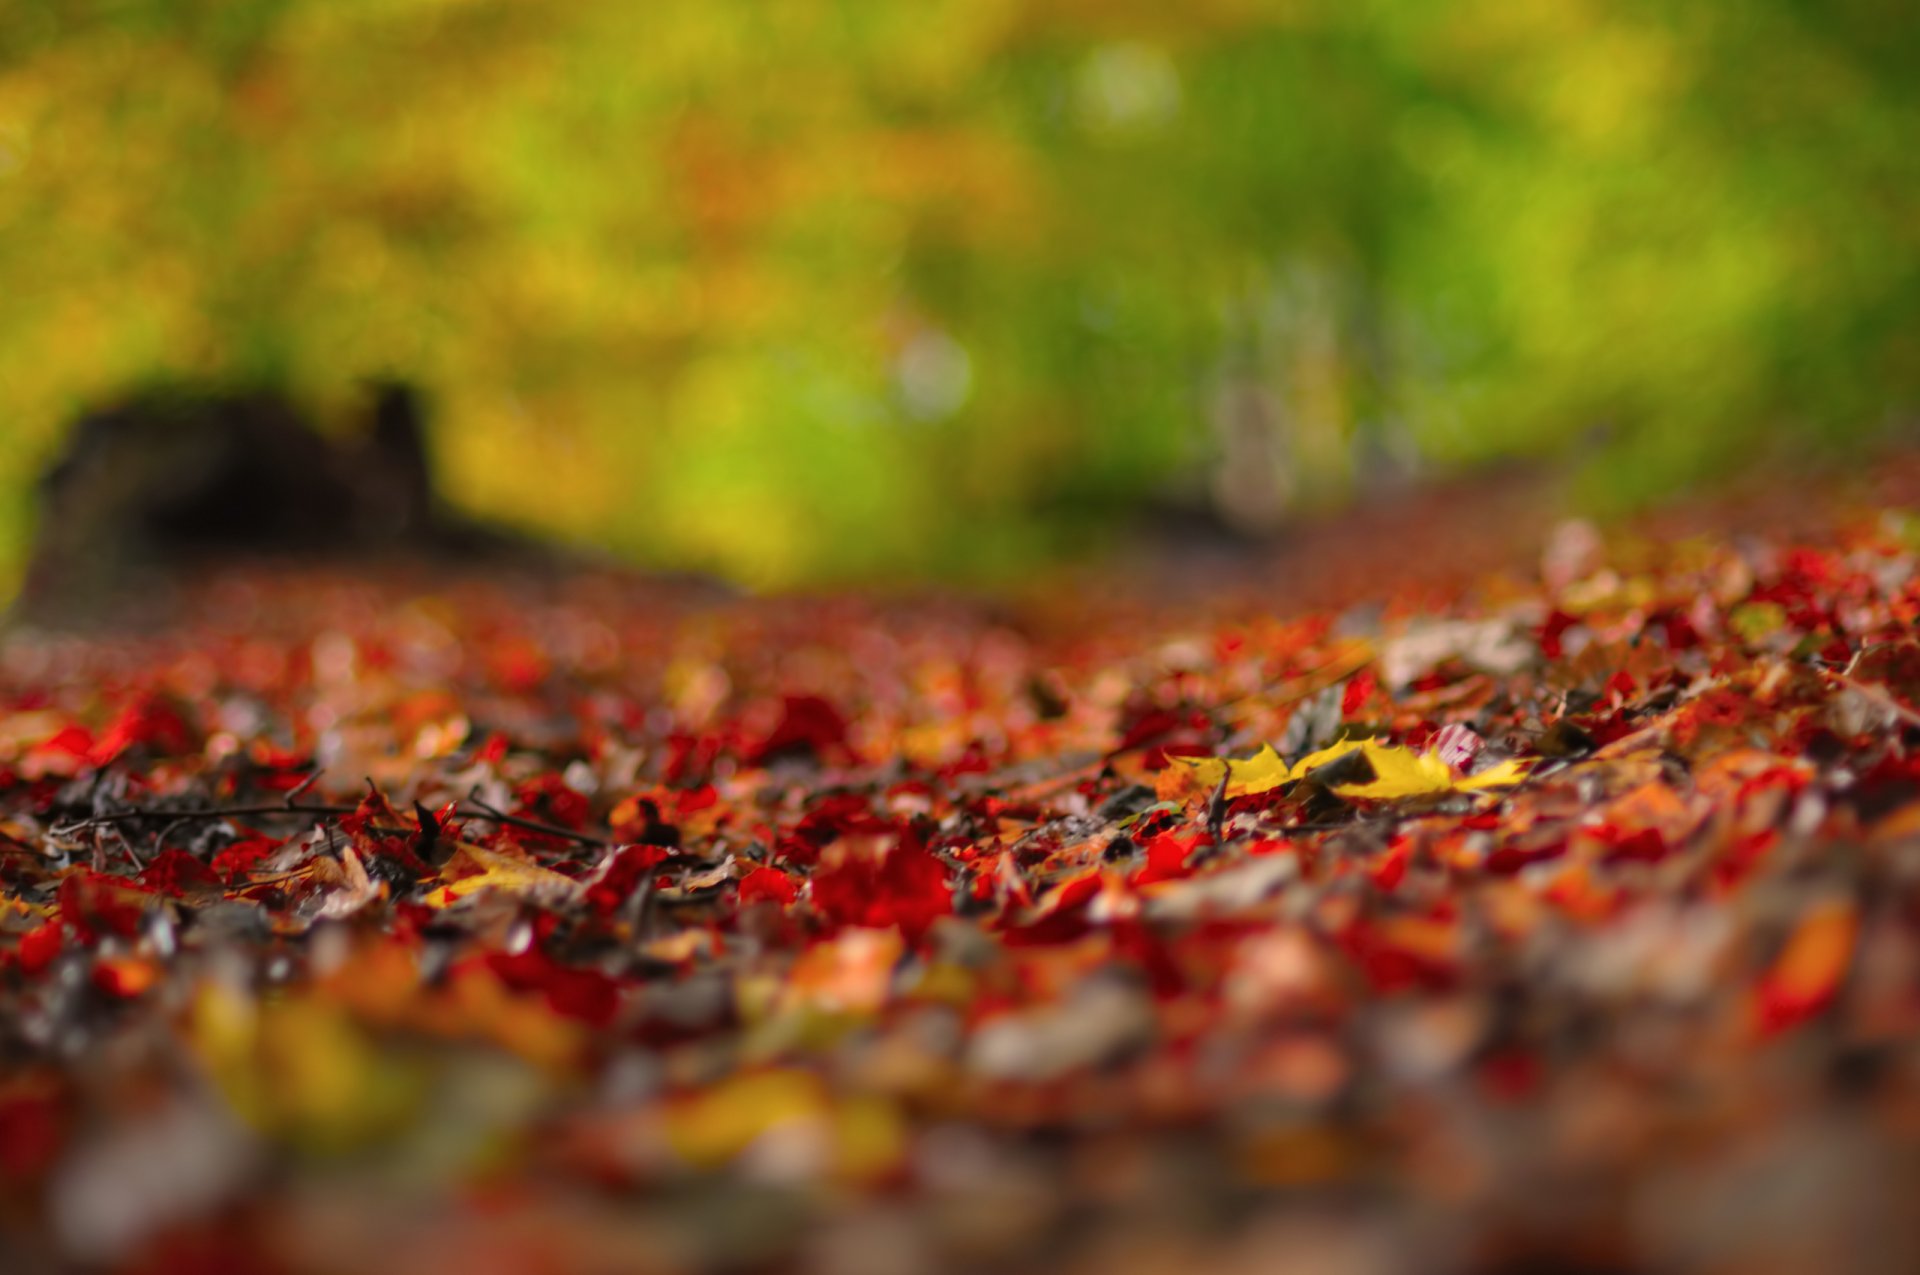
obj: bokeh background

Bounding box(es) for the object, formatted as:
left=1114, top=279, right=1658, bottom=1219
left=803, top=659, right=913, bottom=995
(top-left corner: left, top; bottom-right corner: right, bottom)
left=0, top=1, right=1916, bottom=589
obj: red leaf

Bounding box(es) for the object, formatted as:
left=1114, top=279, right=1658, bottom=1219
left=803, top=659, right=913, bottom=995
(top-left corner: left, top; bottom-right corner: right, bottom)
left=1367, top=838, right=1412, bottom=891
left=14, top=921, right=65, bottom=975
left=583, top=844, right=675, bottom=915
left=137, top=849, right=220, bottom=897
left=209, top=835, right=283, bottom=884
left=487, top=948, right=622, bottom=1028
left=1130, top=830, right=1207, bottom=887
left=1341, top=668, right=1378, bottom=719
left=89, top=692, right=200, bottom=766
left=746, top=695, right=856, bottom=765
left=810, top=830, right=951, bottom=941
left=57, top=871, right=152, bottom=944
left=1538, top=610, right=1579, bottom=659
left=514, top=773, right=592, bottom=832
left=737, top=865, right=799, bottom=906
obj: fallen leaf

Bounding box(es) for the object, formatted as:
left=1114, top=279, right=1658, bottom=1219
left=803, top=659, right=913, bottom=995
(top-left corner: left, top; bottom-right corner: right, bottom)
left=423, top=843, right=584, bottom=908
left=1171, top=738, right=1528, bottom=802
left=1163, top=743, right=1290, bottom=798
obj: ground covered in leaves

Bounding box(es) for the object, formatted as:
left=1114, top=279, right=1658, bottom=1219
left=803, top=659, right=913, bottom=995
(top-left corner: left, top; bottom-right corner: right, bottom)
left=7, top=515, right=1920, bottom=1274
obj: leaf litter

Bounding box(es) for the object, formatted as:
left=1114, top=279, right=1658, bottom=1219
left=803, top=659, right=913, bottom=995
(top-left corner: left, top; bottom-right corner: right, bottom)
left=2, top=520, right=1920, bottom=1271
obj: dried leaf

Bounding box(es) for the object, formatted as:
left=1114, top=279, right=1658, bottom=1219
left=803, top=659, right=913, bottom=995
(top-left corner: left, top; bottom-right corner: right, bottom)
left=423, top=843, right=584, bottom=908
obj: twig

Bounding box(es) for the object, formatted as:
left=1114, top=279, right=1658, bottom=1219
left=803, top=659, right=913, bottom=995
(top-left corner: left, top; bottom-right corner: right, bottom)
left=285, top=769, right=323, bottom=804
left=464, top=788, right=609, bottom=847
left=625, top=865, right=662, bottom=938
left=50, top=796, right=611, bottom=848
left=1205, top=770, right=1230, bottom=841
left=111, top=824, right=144, bottom=871
left=52, top=803, right=359, bottom=834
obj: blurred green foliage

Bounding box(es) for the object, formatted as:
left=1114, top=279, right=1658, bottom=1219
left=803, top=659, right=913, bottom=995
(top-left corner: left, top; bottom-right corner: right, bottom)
left=0, top=0, right=1915, bottom=587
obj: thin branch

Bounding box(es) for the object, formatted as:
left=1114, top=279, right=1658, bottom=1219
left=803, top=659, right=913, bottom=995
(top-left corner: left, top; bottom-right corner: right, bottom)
left=49, top=796, right=611, bottom=848
left=462, top=789, right=609, bottom=847
left=112, top=824, right=144, bottom=871
left=52, top=803, right=359, bottom=834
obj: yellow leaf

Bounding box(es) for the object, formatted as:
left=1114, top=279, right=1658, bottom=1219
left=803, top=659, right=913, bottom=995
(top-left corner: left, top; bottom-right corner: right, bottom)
left=1171, top=738, right=1530, bottom=804
left=664, top=1069, right=826, bottom=1170
left=423, top=843, right=583, bottom=908
left=1457, top=758, right=1532, bottom=790
left=1293, top=738, right=1453, bottom=798
left=662, top=1068, right=903, bottom=1184
left=189, top=984, right=428, bottom=1154
left=1289, top=738, right=1371, bottom=776
left=1295, top=738, right=1528, bottom=798
left=1165, top=743, right=1290, bottom=797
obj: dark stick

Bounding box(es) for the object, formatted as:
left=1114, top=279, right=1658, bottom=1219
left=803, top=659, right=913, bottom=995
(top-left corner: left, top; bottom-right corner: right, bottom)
left=285, top=769, right=323, bottom=804
left=54, top=803, right=360, bottom=831
left=462, top=788, right=609, bottom=847
left=50, top=798, right=610, bottom=848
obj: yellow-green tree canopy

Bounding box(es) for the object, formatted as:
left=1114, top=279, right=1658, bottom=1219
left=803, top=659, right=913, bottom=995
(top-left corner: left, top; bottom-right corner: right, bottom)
left=1, top=1, right=1916, bottom=587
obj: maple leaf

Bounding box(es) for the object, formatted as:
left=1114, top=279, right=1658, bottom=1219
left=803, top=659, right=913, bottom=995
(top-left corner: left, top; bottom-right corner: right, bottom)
left=1167, top=738, right=1528, bottom=801
left=1163, top=743, right=1291, bottom=798
left=1291, top=738, right=1530, bottom=799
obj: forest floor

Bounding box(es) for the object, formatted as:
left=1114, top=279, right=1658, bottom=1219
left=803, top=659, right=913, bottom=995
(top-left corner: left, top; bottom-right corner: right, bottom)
left=5, top=457, right=1920, bottom=1274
